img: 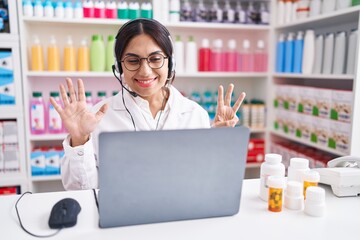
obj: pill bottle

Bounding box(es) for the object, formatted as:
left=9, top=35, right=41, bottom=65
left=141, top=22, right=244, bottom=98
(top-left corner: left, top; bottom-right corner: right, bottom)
left=302, top=170, right=320, bottom=199
left=304, top=186, right=325, bottom=217
left=267, top=176, right=285, bottom=212
left=287, top=157, right=310, bottom=182
left=259, top=153, right=285, bottom=201
left=285, top=181, right=304, bottom=210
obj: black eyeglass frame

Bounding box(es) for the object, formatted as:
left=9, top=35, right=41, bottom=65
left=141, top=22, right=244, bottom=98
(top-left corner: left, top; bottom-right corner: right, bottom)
left=120, top=54, right=169, bottom=71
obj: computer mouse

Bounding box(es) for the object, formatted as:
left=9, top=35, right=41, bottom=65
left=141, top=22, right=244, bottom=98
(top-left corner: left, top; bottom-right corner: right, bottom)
left=48, top=198, right=81, bottom=229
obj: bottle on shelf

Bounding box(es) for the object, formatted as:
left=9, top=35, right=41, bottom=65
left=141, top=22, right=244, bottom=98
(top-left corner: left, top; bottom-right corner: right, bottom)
left=106, top=0, right=118, bottom=19
left=322, top=0, right=336, bottom=14
left=234, top=1, right=245, bottom=24
left=78, top=38, right=90, bottom=71
left=254, top=40, right=268, bottom=72
left=277, top=0, right=285, bottom=25
left=322, top=33, right=335, bottom=74
left=284, top=0, right=293, bottom=24
left=302, top=30, right=315, bottom=74
left=83, top=0, right=95, bottom=18
left=47, top=35, right=60, bottom=71
left=276, top=33, right=286, bottom=73
left=210, top=0, right=223, bottom=23
left=48, top=92, right=63, bottom=134
left=94, top=0, right=106, bottom=18
left=64, top=35, right=76, bottom=71
left=34, top=0, right=44, bottom=18
left=291, top=0, right=299, bottom=22
left=260, top=2, right=270, bottom=25
left=54, top=1, right=65, bottom=18
left=180, top=0, right=192, bottom=22
left=74, top=0, right=83, bottom=18
left=30, top=35, right=44, bottom=71
left=239, top=39, right=253, bottom=72
left=95, top=91, right=107, bottom=104
left=44, top=0, right=55, bottom=18
left=313, top=34, right=324, bottom=74
left=140, top=0, right=152, bottom=19
left=225, top=39, right=238, bottom=72
left=64, top=0, right=74, bottom=19
left=30, top=92, right=46, bottom=135
left=117, top=0, right=129, bottom=19
left=309, top=0, right=321, bottom=17
left=346, top=29, right=358, bottom=74
left=284, top=32, right=295, bottom=73
left=223, top=0, right=235, bottom=23
left=169, top=0, right=180, bottom=22
left=332, top=31, right=346, bottom=74
left=211, top=39, right=224, bottom=72
left=23, top=0, right=34, bottom=17
left=90, top=34, right=106, bottom=72
left=193, top=0, right=208, bottom=22
left=106, top=35, right=116, bottom=72
left=128, top=1, right=140, bottom=20
left=174, top=35, right=184, bottom=73
left=198, top=38, right=212, bottom=72
left=85, top=91, right=93, bottom=108
left=185, top=36, right=198, bottom=73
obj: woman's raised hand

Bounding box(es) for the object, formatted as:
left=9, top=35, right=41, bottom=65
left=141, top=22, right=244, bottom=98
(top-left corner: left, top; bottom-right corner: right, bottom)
left=49, top=78, right=108, bottom=146
left=213, top=84, right=246, bottom=127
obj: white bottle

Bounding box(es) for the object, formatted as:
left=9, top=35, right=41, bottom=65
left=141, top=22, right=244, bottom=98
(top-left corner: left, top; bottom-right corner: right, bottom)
left=291, top=0, right=298, bottom=22
left=304, top=186, right=326, bottom=217
left=322, top=0, right=336, bottom=14
left=309, top=0, right=321, bottom=17
left=346, top=29, right=358, bottom=75
left=332, top=31, right=346, bottom=74
left=162, top=0, right=169, bottom=23
left=259, top=153, right=285, bottom=201
left=336, top=0, right=351, bottom=10
left=185, top=36, right=198, bottom=73
left=34, top=0, right=44, bottom=17
left=277, top=0, right=285, bottom=26
left=260, top=2, right=270, bottom=25
left=23, top=0, right=34, bottom=17
left=302, top=29, right=315, bottom=74
left=64, top=0, right=74, bottom=19
left=313, top=34, right=324, bottom=74
left=174, top=35, right=184, bottom=73
left=74, top=0, right=84, bottom=18
left=285, top=181, right=304, bottom=210
left=55, top=1, right=65, bottom=18
left=322, top=33, right=335, bottom=74
left=223, top=0, right=235, bottom=23
left=284, top=0, right=293, bottom=23
left=44, top=0, right=55, bottom=18
left=169, top=0, right=180, bottom=22
left=287, top=158, right=310, bottom=182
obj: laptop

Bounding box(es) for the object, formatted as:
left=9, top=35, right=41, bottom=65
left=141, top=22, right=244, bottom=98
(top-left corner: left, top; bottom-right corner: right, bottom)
left=98, top=127, right=250, bottom=228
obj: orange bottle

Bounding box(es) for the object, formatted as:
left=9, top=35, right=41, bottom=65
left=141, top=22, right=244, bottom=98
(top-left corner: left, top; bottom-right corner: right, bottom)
left=30, top=36, right=44, bottom=71
left=47, top=35, right=60, bottom=71
left=77, top=38, right=90, bottom=71
left=64, top=36, right=76, bottom=71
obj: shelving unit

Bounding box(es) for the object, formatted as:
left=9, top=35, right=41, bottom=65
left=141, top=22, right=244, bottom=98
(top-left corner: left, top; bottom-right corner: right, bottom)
left=16, top=0, right=271, bottom=191
left=268, top=1, right=360, bottom=159
left=0, top=0, right=27, bottom=193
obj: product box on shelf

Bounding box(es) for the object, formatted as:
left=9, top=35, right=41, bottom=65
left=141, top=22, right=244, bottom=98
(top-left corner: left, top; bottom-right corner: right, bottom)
left=3, top=144, right=19, bottom=172
left=313, top=88, right=331, bottom=119
left=0, top=50, right=15, bottom=105
left=30, top=150, right=45, bottom=176
left=247, top=138, right=265, bottom=163
left=44, top=150, right=60, bottom=175
left=298, top=86, right=315, bottom=115
left=31, top=147, right=63, bottom=176
left=296, top=113, right=312, bottom=141
left=329, top=121, right=351, bottom=154
left=311, top=117, right=330, bottom=147
left=0, top=186, right=20, bottom=195
left=331, top=89, right=352, bottom=123
left=0, top=121, right=3, bottom=144
left=286, top=111, right=298, bottom=137
left=273, top=85, right=285, bottom=109
left=0, top=146, right=3, bottom=173
left=2, top=121, right=17, bottom=144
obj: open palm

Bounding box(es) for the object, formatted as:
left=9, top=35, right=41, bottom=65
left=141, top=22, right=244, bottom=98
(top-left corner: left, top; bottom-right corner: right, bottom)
left=213, top=84, right=246, bottom=127
left=50, top=78, right=108, bottom=146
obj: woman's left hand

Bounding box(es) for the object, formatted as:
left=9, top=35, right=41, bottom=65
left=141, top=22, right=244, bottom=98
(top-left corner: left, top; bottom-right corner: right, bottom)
left=212, top=84, right=246, bottom=127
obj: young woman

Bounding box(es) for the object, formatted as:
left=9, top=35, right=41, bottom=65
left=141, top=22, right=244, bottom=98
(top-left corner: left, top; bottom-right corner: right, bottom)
left=50, top=19, right=246, bottom=190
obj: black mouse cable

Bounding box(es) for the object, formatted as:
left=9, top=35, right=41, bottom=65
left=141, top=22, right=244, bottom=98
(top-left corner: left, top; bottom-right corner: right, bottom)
left=15, top=191, right=62, bottom=238
left=92, top=189, right=99, bottom=212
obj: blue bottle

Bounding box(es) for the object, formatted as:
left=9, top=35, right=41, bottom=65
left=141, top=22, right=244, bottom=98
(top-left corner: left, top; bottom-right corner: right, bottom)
left=276, top=34, right=286, bottom=73
left=293, top=31, right=304, bottom=73
left=284, top=32, right=295, bottom=73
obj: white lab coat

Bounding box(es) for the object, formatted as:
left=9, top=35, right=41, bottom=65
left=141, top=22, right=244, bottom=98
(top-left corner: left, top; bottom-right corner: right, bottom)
left=61, top=86, right=211, bottom=190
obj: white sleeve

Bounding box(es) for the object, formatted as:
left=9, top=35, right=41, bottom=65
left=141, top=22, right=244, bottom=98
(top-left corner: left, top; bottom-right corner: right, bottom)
left=61, top=135, right=98, bottom=190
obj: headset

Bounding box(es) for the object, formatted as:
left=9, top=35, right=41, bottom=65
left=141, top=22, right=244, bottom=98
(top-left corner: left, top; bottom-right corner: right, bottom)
left=112, top=18, right=176, bottom=98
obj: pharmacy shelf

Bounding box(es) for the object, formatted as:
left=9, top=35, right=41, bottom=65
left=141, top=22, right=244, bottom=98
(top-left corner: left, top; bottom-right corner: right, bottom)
left=272, top=73, right=354, bottom=80
left=0, top=106, right=23, bottom=119
left=22, top=16, right=269, bottom=31
left=275, top=5, right=360, bottom=31
left=26, top=71, right=268, bottom=79
left=270, top=130, right=346, bottom=156
left=0, top=34, right=19, bottom=42
left=31, top=175, right=62, bottom=182
left=0, top=175, right=27, bottom=188
left=29, top=133, right=68, bottom=141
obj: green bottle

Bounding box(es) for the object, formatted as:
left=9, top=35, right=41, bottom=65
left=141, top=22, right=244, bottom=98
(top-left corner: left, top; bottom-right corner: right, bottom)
left=106, top=35, right=116, bottom=72
left=90, top=34, right=105, bottom=72
left=353, top=0, right=360, bottom=6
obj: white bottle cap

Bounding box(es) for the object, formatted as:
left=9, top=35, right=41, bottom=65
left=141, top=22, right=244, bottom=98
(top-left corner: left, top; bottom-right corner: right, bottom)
left=285, top=181, right=304, bottom=210
left=304, top=186, right=326, bottom=217
left=213, top=39, right=223, bottom=48
left=257, top=40, right=265, bottom=49
left=50, top=35, right=57, bottom=45
left=265, top=153, right=282, bottom=164
left=66, top=36, right=73, bottom=45
left=267, top=176, right=285, bottom=189
left=243, top=39, right=250, bottom=49
left=228, top=39, right=237, bottom=50
left=302, top=170, right=320, bottom=182
left=290, top=157, right=309, bottom=169
left=297, top=31, right=304, bottom=40
left=202, top=38, right=210, bottom=48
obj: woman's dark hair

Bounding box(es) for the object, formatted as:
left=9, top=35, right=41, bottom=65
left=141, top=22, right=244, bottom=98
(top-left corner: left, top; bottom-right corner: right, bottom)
left=114, top=18, right=174, bottom=78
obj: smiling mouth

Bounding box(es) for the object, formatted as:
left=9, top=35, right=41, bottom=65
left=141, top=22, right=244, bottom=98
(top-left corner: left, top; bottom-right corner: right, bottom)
left=136, top=77, right=157, bottom=84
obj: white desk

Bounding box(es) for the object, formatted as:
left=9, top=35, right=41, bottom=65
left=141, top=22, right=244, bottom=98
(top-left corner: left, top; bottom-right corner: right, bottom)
left=1, top=179, right=359, bottom=240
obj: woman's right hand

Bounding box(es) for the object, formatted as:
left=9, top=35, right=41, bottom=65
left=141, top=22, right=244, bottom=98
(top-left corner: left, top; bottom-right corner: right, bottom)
left=50, top=78, right=108, bottom=147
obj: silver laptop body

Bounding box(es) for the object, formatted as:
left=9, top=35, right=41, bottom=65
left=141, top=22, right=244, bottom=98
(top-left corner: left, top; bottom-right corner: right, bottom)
left=98, top=127, right=250, bottom=228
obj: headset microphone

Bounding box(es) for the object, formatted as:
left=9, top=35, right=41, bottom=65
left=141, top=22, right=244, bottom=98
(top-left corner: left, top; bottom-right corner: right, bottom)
left=112, top=65, right=138, bottom=98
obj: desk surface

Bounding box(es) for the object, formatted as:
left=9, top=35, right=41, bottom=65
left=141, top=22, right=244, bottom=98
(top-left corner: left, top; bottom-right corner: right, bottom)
left=1, top=179, right=359, bottom=240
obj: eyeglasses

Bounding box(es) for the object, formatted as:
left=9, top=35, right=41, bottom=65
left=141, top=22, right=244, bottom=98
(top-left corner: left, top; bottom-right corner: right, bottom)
left=121, top=53, right=168, bottom=71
